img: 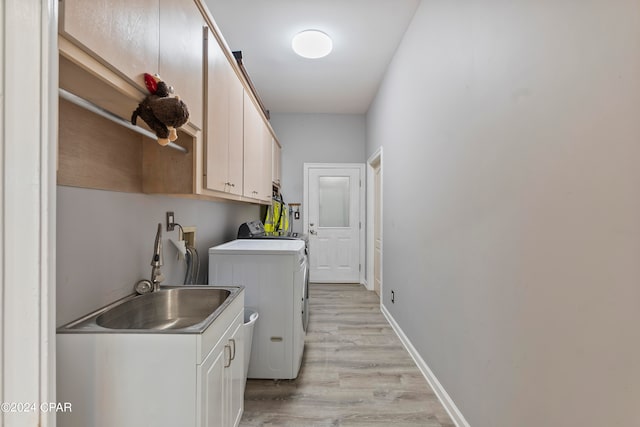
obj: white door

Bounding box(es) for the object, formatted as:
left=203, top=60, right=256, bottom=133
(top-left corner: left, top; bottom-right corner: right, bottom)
left=304, top=164, right=364, bottom=283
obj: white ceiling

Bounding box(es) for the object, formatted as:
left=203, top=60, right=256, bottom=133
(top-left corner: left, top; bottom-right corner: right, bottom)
left=204, top=0, right=421, bottom=115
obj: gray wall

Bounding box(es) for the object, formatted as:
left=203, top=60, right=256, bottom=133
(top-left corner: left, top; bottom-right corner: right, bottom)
left=270, top=113, right=366, bottom=233
left=57, top=186, right=259, bottom=326
left=366, top=1, right=640, bottom=426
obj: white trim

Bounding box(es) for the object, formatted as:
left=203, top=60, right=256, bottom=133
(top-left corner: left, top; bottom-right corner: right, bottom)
left=380, top=304, right=470, bottom=427
left=1, top=4, right=4, bottom=414
left=43, top=1, right=59, bottom=423
left=303, top=163, right=366, bottom=284
left=1, top=1, right=57, bottom=425
left=366, top=147, right=383, bottom=295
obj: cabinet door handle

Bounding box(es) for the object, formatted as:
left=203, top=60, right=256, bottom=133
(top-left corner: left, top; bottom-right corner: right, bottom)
left=224, top=344, right=232, bottom=368
left=229, top=338, right=236, bottom=361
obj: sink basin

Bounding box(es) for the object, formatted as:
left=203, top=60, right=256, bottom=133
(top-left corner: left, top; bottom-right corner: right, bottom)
left=96, top=288, right=230, bottom=330
left=58, top=286, right=242, bottom=334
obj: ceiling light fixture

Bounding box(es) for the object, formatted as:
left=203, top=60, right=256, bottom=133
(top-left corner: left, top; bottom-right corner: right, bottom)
left=292, top=30, right=333, bottom=59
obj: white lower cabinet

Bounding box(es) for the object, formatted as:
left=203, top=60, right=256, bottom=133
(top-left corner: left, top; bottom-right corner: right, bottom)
left=198, top=309, right=244, bottom=427
left=57, top=289, right=244, bottom=427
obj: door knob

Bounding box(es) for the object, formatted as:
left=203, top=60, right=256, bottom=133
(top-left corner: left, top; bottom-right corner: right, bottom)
left=309, top=230, right=317, bottom=235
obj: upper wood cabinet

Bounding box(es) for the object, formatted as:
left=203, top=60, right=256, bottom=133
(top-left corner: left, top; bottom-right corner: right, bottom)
left=60, top=0, right=159, bottom=91
left=243, top=92, right=272, bottom=202
left=261, top=126, right=274, bottom=200
left=58, top=0, right=277, bottom=206
left=159, top=0, right=204, bottom=129
left=272, top=138, right=282, bottom=187
left=204, top=27, right=244, bottom=196
left=60, top=0, right=203, bottom=129
left=242, top=91, right=262, bottom=200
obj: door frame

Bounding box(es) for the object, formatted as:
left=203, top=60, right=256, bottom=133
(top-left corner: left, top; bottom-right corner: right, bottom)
left=303, top=163, right=366, bottom=284
left=366, top=148, right=383, bottom=298
left=1, top=1, right=57, bottom=425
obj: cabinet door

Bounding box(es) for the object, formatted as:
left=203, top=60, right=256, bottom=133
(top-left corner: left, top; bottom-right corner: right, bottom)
left=198, top=312, right=244, bottom=427
left=205, top=29, right=243, bottom=195
left=227, top=79, right=245, bottom=196
left=272, top=139, right=282, bottom=187
left=60, top=0, right=159, bottom=90
left=204, top=27, right=230, bottom=193
left=260, top=123, right=274, bottom=201
left=198, top=339, right=228, bottom=427
left=159, top=0, right=204, bottom=129
left=227, top=321, right=245, bottom=427
left=243, top=92, right=264, bottom=199
left=243, top=94, right=273, bottom=202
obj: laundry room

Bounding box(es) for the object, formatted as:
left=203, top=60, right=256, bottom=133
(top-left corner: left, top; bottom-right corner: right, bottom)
left=3, top=1, right=640, bottom=427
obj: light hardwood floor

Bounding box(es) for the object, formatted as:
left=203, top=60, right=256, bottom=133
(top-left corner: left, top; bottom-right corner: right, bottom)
left=240, top=283, right=455, bottom=427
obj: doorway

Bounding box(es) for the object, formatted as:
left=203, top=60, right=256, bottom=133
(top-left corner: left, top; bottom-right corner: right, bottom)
left=303, top=163, right=365, bottom=283
left=367, top=148, right=383, bottom=299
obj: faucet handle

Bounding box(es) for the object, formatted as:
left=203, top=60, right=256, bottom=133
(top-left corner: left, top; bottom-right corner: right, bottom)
left=134, top=279, right=153, bottom=295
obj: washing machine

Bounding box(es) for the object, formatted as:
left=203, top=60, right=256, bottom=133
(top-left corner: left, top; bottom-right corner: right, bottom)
left=208, top=239, right=308, bottom=380
left=236, top=220, right=309, bottom=331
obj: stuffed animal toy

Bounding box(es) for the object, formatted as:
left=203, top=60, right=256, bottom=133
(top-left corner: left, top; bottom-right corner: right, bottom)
left=131, top=73, right=190, bottom=146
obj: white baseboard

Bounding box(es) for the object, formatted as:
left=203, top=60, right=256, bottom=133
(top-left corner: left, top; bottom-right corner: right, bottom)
left=380, top=304, right=470, bottom=427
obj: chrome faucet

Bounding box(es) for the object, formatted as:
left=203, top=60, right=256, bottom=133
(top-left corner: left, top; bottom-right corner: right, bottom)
left=150, top=223, right=164, bottom=291
left=133, top=223, right=166, bottom=294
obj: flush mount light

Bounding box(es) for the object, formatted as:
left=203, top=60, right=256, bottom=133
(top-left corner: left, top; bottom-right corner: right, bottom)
left=292, top=30, right=333, bottom=59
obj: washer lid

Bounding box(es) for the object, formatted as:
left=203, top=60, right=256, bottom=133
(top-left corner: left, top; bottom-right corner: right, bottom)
left=209, top=239, right=305, bottom=255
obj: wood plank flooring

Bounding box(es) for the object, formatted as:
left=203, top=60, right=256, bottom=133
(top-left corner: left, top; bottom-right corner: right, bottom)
left=240, top=283, right=455, bottom=427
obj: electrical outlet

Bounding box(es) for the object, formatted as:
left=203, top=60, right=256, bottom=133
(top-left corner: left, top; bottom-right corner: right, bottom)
left=391, top=290, right=395, bottom=304
left=166, top=211, right=175, bottom=231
